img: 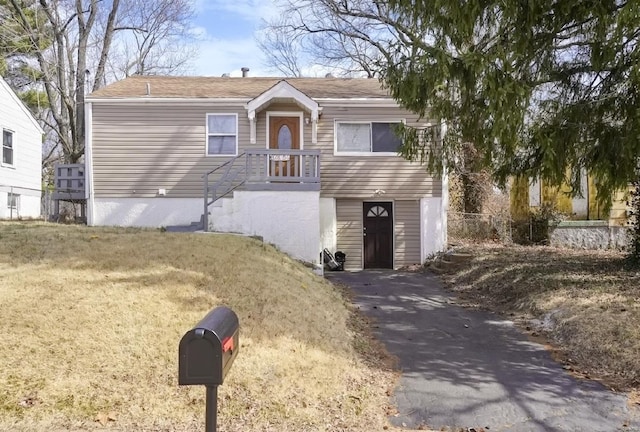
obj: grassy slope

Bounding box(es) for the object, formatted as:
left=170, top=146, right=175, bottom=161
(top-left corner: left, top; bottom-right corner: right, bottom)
left=0, top=223, right=394, bottom=432
left=437, top=243, right=640, bottom=390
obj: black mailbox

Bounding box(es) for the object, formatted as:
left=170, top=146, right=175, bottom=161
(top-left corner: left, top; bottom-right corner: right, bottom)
left=179, top=306, right=239, bottom=386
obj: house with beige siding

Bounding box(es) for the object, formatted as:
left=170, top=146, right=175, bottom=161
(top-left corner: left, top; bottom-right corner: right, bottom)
left=85, top=76, right=447, bottom=270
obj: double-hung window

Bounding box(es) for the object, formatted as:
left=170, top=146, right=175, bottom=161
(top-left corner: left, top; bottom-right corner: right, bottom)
left=7, top=193, right=19, bottom=210
left=335, top=121, right=403, bottom=155
left=2, top=129, right=14, bottom=166
left=206, top=114, right=238, bottom=156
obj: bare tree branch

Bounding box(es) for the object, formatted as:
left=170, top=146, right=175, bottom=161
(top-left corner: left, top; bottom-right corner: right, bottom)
left=4, top=0, right=198, bottom=163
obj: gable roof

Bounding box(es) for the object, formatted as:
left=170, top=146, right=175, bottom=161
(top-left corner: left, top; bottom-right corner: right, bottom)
left=247, top=80, right=319, bottom=116
left=0, top=76, right=44, bottom=134
left=88, top=75, right=390, bottom=99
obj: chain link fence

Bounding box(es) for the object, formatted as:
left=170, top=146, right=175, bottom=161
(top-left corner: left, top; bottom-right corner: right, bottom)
left=448, top=212, right=513, bottom=243
left=42, top=190, right=54, bottom=221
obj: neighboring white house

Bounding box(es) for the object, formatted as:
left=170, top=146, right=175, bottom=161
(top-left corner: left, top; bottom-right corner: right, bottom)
left=0, top=76, right=43, bottom=219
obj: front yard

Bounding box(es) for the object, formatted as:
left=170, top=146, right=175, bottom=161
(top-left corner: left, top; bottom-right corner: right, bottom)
left=6, top=222, right=635, bottom=431
left=0, top=223, right=394, bottom=432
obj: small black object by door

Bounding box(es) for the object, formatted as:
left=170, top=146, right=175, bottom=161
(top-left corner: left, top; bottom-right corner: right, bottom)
left=363, top=202, right=393, bottom=269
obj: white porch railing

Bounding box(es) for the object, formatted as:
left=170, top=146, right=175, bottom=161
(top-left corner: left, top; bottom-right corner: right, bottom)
left=245, top=149, right=321, bottom=190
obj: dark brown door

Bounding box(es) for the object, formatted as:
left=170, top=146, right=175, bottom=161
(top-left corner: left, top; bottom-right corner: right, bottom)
left=363, top=202, right=393, bottom=269
left=269, top=116, right=300, bottom=177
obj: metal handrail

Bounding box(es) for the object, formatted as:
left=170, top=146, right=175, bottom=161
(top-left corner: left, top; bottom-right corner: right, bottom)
left=202, top=152, right=246, bottom=178
left=204, top=153, right=248, bottom=231
left=210, top=166, right=246, bottom=205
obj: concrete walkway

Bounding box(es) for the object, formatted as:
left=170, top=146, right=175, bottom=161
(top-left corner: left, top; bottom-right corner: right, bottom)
left=327, top=270, right=640, bottom=432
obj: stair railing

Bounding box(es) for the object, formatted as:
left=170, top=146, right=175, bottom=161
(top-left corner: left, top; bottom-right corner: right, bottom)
left=203, top=153, right=246, bottom=231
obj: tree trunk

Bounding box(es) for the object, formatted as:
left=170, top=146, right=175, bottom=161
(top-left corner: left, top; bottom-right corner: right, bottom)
left=460, top=142, right=488, bottom=214
left=93, top=0, right=120, bottom=91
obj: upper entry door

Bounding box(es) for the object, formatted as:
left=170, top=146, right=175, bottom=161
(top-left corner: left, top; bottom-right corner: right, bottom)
left=269, top=116, right=300, bottom=177
left=363, top=202, right=394, bottom=269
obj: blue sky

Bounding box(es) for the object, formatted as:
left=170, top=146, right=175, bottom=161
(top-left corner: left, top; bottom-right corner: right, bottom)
left=191, top=0, right=279, bottom=77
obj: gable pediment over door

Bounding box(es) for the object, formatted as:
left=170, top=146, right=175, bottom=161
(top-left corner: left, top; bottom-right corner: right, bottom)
left=245, top=80, right=321, bottom=144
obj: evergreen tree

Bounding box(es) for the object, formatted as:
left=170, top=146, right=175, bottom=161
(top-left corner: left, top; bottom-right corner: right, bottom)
left=629, top=172, right=640, bottom=262
left=382, top=0, right=640, bottom=209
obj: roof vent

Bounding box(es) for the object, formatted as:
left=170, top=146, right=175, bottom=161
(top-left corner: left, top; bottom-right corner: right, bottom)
left=241, top=67, right=250, bottom=77
left=146, top=82, right=151, bottom=96
left=221, top=73, right=230, bottom=77
left=325, top=73, right=334, bottom=78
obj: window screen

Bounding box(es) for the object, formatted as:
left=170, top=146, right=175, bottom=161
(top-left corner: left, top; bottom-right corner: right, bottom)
left=336, top=122, right=402, bottom=153
left=207, top=114, right=237, bottom=155
left=337, top=123, right=370, bottom=152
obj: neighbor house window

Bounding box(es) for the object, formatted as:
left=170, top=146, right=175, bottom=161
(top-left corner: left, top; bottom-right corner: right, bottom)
left=3, top=129, right=14, bottom=166
left=7, top=193, right=19, bottom=210
left=207, top=114, right=238, bottom=156
left=335, top=121, right=403, bottom=154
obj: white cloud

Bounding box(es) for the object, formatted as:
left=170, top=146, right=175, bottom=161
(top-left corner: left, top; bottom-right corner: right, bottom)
left=195, top=0, right=279, bottom=24
left=189, top=0, right=281, bottom=76
left=193, top=36, right=271, bottom=77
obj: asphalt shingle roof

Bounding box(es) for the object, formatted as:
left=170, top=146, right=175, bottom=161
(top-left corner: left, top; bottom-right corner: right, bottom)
left=88, top=76, right=391, bottom=99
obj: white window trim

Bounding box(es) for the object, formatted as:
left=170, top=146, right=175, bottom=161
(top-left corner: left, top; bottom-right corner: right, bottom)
left=205, top=113, right=239, bottom=157
left=265, top=111, right=304, bottom=150
left=2, top=128, right=16, bottom=168
left=334, top=119, right=405, bottom=156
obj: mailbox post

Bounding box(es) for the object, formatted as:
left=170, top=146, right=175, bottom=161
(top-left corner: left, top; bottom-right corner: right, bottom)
left=179, top=306, right=239, bottom=432
left=205, top=386, right=218, bottom=432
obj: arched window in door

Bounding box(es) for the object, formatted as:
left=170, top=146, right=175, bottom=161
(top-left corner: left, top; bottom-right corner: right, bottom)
left=277, top=125, right=292, bottom=149
left=366, top=205, right=389, bottom=217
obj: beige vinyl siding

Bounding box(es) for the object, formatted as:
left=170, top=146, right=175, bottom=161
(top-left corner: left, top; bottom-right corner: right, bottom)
left=309, top=104, right=441, bottom=200
left=92, top=103, right=256, bottom=198
left=336, top=199, right=363, bottom=270
left=91, top=100, right=442, bottom=200
left=394, top=200, right=421, bottom=267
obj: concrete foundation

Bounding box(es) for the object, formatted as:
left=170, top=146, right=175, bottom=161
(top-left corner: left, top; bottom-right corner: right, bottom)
left=549, top=220, right=630, bottom=249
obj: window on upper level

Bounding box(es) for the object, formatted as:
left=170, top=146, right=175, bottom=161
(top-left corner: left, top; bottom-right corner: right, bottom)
left=2, top=129, right=14, bottom=166
left=335, top=121, right=403, bottom=155
left=206, top=114, right=238, bottom=156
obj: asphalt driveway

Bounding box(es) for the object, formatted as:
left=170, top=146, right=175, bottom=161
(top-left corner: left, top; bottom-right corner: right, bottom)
left=327, top=270, right=640, bottom=432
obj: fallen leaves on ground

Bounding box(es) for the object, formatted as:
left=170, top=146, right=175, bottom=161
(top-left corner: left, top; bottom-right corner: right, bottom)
left=435, top=243, right=640, bottom=391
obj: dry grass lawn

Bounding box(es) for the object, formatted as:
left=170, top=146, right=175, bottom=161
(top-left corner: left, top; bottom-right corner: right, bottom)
left=0, top=222, right=396, bottom=432
left=434, top=243, right=640, bottom=391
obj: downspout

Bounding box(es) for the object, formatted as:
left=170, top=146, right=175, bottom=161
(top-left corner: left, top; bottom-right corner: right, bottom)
left=85, top=100, right=95, bottom=225
left=440, top=120, right=449, bottom=250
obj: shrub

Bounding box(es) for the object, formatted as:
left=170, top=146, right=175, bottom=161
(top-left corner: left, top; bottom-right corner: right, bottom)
left=512, top=203, right=566, bottom=245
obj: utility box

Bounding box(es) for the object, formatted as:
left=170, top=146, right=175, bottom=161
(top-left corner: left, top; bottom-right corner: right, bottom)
left=179, top=306, right=239, bottom=386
